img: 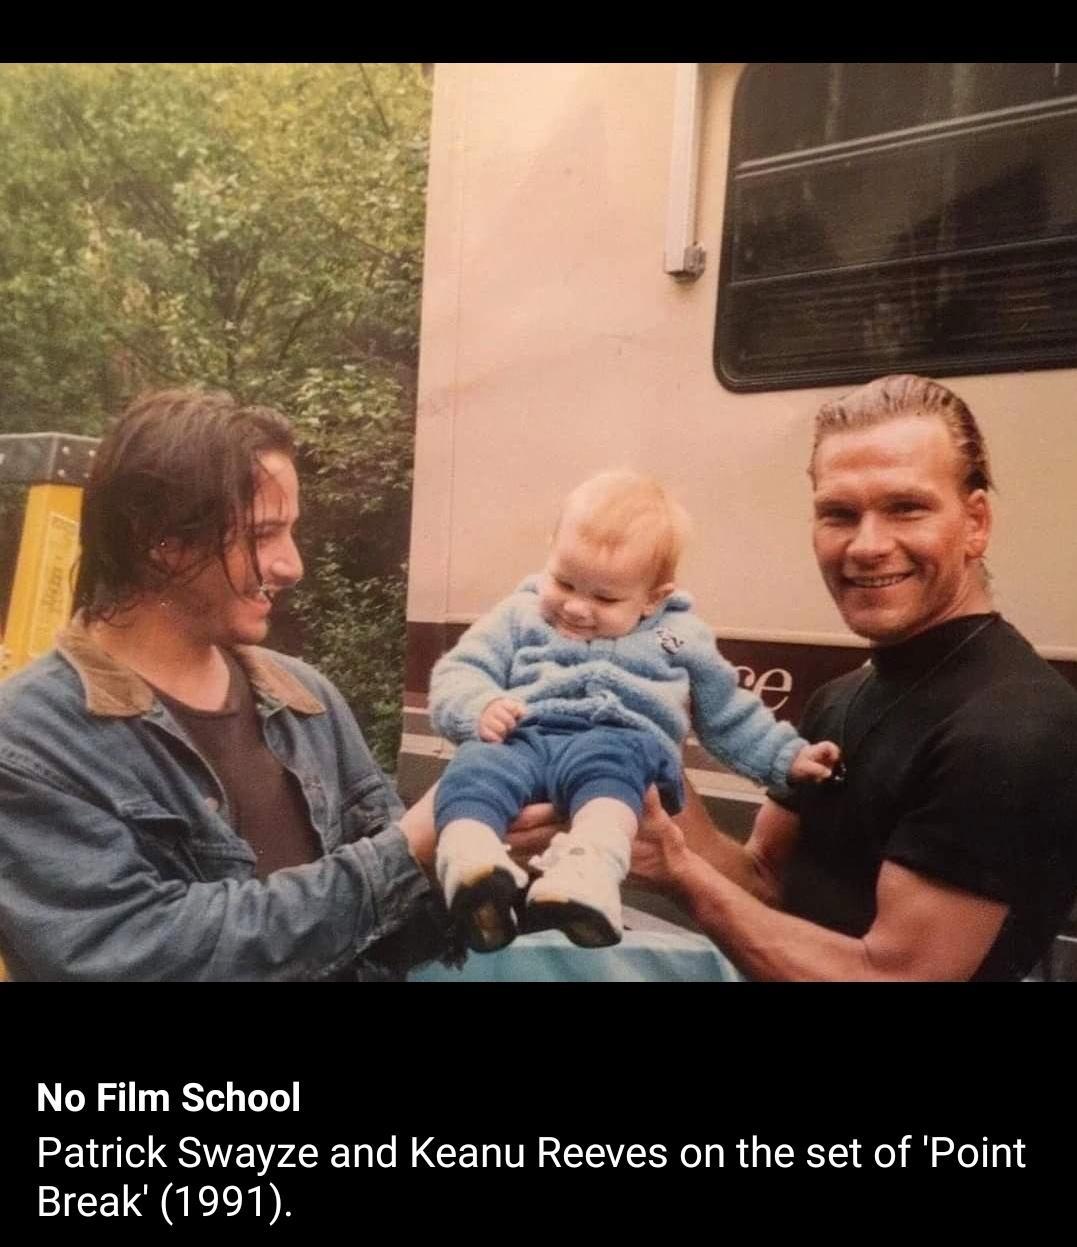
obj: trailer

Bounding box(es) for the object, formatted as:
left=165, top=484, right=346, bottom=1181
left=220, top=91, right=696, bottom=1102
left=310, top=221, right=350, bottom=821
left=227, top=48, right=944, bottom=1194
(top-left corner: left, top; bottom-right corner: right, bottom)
left=398, top=62, right=1077, bottom=976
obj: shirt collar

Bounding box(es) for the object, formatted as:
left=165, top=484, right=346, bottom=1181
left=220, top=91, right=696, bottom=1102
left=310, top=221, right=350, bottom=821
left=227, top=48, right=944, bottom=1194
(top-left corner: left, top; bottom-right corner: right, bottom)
left=56, top=616, right=325, bottom=718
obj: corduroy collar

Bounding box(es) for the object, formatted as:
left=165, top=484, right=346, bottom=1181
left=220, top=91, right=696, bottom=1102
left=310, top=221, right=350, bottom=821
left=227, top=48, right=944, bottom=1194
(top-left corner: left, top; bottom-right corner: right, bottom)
left=56, top=617, right=325, bottom=718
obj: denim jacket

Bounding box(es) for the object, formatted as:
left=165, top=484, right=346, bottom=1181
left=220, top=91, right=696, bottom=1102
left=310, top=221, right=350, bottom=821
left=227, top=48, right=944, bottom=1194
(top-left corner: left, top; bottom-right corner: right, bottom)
left=0, top=619, right=440, bottom=981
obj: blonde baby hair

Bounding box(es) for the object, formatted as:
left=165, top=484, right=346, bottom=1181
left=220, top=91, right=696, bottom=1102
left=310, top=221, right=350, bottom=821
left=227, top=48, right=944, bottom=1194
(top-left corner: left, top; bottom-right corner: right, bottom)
left=556, top=468, right=692, bottom=586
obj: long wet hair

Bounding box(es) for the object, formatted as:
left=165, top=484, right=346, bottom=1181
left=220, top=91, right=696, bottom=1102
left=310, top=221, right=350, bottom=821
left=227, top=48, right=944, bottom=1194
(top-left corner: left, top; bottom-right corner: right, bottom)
left=74, top=388, right=295, bottom=621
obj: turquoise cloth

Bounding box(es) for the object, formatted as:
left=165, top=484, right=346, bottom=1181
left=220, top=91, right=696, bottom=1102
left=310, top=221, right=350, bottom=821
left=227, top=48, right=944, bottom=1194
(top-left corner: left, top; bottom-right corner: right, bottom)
left=409, top=929, right=742, bottom=983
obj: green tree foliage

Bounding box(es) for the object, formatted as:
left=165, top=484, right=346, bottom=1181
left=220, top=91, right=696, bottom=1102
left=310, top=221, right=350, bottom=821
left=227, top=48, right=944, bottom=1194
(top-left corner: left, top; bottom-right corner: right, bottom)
left=289, top=550, right=407, bottom=767
left=0, top=63, right=429, bottom=767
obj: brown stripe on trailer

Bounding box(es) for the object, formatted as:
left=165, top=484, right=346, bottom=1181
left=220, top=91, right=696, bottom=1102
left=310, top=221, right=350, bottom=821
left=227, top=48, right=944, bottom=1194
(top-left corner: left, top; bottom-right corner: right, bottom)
left=404, top=620, right=873, bottom=724
left=404, top=620, right=1077, bottom=718
left=398, top=620, right=1077, bottom=824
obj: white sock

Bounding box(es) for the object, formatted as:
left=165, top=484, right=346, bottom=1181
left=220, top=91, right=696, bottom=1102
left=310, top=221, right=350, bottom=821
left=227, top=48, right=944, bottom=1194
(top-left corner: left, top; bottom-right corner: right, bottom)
left=437, top=818, right=526, bottom=889
left=566, top=798, right=637, bottom=880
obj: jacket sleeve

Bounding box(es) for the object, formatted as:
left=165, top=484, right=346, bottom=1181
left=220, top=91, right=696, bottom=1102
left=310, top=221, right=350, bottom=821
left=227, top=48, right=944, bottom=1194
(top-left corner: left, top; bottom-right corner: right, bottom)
left=0, top=743, right=433, bottom=983
left=428, top=595, right=521, bottom=743
left=677, top=617, right=806, bottom=791
left=309, top=671, right=452, bottom=979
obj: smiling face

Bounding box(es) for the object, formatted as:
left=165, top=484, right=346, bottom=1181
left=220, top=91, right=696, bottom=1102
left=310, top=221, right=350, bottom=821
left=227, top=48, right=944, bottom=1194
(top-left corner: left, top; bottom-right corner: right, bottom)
left=539, top=520, right=673, bottom=641
left=166, top=451, right=304, bottom=648
left=811, top=415, right=992, bottom=645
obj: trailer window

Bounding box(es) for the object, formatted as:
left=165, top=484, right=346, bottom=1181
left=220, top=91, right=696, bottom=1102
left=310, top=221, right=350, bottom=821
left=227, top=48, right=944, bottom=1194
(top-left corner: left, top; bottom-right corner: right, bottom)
left=715, top=63, right=1077, bottom=392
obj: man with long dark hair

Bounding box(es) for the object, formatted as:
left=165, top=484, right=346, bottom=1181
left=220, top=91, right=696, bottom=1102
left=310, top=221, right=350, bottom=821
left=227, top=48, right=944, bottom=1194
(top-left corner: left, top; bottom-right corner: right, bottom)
left=0, top=389, right=443, bottom=980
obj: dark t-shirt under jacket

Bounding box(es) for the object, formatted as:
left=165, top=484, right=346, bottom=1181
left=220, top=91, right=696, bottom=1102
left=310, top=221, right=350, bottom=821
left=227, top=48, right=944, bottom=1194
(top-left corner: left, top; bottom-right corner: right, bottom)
left=153, top=652, right=320, bottom=879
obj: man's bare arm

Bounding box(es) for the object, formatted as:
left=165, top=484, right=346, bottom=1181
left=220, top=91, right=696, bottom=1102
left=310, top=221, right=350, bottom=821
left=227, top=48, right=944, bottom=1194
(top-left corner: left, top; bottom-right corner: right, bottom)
left=654, top=825, right=1008, bottom=981
left=668, top=786, right=798, bottom=907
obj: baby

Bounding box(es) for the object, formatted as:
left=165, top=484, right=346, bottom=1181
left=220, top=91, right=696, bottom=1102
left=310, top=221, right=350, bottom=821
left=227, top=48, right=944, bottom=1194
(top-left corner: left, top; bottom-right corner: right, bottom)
left=429, top=470, right=839, bottom=952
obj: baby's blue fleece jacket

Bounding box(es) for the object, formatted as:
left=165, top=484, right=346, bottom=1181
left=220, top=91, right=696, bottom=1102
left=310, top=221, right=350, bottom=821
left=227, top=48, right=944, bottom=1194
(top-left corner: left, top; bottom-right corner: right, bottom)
left=429, top=577, right=806, bottom=791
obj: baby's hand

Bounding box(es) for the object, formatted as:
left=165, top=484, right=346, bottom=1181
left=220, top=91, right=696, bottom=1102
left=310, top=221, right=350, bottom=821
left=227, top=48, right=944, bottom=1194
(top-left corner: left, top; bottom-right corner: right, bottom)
left=789, top=740, right=841, bottom=783
left=479, top=697, right=527, bottom=742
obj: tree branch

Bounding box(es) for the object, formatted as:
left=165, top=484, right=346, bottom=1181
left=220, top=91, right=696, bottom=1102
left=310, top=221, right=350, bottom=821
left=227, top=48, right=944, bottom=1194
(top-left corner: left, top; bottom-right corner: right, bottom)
left=357, top=64, right=392, bottom=138
left=275, top=286, right=340, bottom=368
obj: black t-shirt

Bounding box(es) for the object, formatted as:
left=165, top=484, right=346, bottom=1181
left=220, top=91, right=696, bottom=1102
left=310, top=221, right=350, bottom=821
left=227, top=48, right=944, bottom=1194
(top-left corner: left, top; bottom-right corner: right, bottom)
left=772, top=614, right=1077, bottom=981
left=153, top=653, right=321, bottom=879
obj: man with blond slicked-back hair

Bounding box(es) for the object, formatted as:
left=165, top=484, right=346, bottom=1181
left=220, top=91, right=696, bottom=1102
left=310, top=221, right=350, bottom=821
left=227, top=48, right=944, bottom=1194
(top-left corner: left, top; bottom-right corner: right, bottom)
left=632, top=374, right=1077, bottom=981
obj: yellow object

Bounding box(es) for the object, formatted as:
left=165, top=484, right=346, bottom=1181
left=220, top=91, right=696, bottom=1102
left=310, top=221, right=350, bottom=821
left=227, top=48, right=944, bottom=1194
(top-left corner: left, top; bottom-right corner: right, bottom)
left=0, top=437, right=95, bottom=981
left=1, top=483, right=84, bottom=680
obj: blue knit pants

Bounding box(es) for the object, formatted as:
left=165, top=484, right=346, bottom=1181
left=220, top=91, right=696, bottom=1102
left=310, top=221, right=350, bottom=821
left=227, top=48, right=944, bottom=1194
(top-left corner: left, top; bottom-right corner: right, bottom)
left=434, top=719, right=684, bottom=837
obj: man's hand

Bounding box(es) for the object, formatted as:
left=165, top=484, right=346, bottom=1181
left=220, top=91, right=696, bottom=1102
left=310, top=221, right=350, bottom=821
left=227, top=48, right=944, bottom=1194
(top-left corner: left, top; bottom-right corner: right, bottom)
left=628, top=786, right=690, bottom=892
left=404, top=790, right=562, bottom=876
left=479, top=697, right=527, bottom=742
left=789, top=739, right=841, bottom=783
left=400, top=784, right=438, bottom=875
left=505, top=802, right=562, bottom=865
